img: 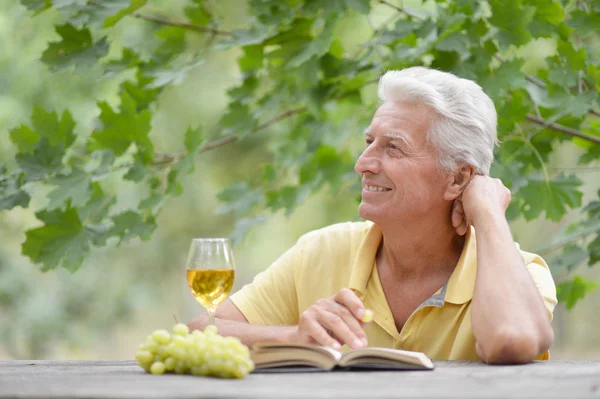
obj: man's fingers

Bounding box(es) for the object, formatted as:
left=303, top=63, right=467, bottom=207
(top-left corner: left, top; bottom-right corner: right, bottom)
left=457, top=218, right=469, bottom=236
left=329, top=301, right=368, bottom=347
left=303, top=315, right=341, bottom=350
left=318, top=310, right=364, bottom=349
left=452, top=201, right=464, bottom=228
left=334, top=288, right=369, bottom=322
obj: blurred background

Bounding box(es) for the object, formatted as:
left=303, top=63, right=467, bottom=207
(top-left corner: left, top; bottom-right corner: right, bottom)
left=0, top=0, right=599, bottom=360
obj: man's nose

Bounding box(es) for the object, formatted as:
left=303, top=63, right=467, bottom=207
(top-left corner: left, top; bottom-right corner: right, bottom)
left=354, top=146, right=381, bottom=175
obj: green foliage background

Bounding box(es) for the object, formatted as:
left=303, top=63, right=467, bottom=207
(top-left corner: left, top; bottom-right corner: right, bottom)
left=1, top=0, right=600, bottom=359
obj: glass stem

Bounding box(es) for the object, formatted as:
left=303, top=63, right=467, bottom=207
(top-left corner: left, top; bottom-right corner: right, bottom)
left=207, top=308, right=216, bottom=326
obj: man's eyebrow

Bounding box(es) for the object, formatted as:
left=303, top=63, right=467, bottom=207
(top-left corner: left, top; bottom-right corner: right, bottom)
left=363, top=128, right=411, bottom=149
left=383, top=132, right=408, bottom=142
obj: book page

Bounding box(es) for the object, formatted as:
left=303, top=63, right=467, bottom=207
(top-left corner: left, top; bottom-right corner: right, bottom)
left=339, top=347, right=434, bottom=369
left=251, top=343, right=343, bottom=370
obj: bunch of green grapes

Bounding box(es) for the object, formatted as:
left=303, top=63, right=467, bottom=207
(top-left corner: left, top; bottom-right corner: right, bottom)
left=134, top=323, right=254, bottom=379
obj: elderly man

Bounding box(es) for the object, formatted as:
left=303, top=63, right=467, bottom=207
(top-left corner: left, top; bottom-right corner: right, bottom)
left=188, top=67, right=557, bottom=364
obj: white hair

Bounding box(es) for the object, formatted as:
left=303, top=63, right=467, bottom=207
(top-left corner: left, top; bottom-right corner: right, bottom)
left=377, top=67, right=498, bottom=175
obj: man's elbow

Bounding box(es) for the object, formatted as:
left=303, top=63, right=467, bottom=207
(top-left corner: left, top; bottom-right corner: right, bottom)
left=480, top=326, right=554, bottom=365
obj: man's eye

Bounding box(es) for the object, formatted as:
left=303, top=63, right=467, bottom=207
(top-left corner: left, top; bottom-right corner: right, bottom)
left=366, top=139, right=373, bottom=145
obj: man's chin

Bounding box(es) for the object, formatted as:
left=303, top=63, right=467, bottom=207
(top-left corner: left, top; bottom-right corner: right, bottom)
left=358, top=203, right=382, bottom=223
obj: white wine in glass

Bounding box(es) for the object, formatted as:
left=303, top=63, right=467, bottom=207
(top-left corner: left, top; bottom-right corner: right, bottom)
left=185, top=238, right=235, bottom=326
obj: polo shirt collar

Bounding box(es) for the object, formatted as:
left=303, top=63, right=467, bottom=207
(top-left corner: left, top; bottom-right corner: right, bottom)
left=347, top=222, right=477, bottom=305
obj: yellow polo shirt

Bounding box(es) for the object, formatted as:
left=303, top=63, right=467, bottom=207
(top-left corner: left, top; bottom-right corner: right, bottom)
left=230, top=222, right=557, bottom=360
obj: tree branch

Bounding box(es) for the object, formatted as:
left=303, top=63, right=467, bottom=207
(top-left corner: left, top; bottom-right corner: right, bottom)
left=376, top=0, right=424, bottom=20
left=526, top=114, right=600, bottom=145
left=152, top=107, right=307, bottom=165
left=132, top=13, right=232, bottom=36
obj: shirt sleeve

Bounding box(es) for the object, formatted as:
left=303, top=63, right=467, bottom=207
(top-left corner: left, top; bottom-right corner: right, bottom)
left=229, top=240, right=303, bottom=326
left=520, top=249, right=558, bottom=361
left=523, top=252, right=558, bottom=322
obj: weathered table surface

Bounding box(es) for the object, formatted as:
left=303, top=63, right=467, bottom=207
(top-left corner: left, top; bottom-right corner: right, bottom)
left=1, top=360, right=599, bottom=399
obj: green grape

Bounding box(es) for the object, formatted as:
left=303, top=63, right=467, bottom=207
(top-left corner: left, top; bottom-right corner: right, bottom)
left=152, top=329, right=171, bottom=345
left=156, top=345, right=168, bottom=358
left=173, top=323, right=189, bottom=336
left=174, top=361, right=188, bottom=374
left=164, top=357, right=176, bottom=371
left=204, top=325, right=218, bottom=336
left=169, top=346, right=187, bottom=361
left=136, top=323, right=254, bottom=379
left=172, top=335, right=187, bottom=347
left=191, top=330, right=204, bottom=339
left=135, top=350, right=154, bottom=365
left=143, top=337, right=159, bottom=354
left=150, top=362, right=166, bottom=375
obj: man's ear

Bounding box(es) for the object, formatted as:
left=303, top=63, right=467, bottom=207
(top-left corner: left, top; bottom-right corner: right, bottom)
left=443, top=164, right=476, bottom=201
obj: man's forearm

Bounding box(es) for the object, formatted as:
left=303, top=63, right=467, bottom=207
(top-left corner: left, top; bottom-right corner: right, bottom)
left=471, top=210, right=553, bottom=364
left=187, top=314, right=296, bottom=347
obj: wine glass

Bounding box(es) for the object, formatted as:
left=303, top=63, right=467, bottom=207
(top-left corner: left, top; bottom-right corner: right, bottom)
left=185, top=238, right=236, bottom=326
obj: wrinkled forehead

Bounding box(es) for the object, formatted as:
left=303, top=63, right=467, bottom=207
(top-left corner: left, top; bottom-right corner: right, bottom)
left=366, top=101, right=433, bottom=143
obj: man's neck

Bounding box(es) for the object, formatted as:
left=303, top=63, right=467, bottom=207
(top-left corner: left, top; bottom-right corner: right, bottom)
left=376, top=213, right=465, bottom=282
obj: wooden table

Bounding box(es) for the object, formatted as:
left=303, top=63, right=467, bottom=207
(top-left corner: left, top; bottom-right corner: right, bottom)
left=1, top=360, right=599, bottom=398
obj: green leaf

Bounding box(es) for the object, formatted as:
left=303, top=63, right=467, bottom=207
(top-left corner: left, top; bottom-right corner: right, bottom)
left=146, top=60, right=204, bottom=89
left=567, top=9, right=600, bottom=37
left=556, top=276, right=597, bottom=310
left=103, top=0, right=148, bottom=27
left=50, top=0, right=147, bottom=28
left=110, top=211, right=156, bottom=244
left=41, top=24, right=109, bottom=69
left=138, top=192, right=164, bottom=213
left=478, top=59, right=527, bottom=101
left=488, top=0, right=535, bottom=49
left=46, top=169, right=92, bottom=210
left=588, top=235, right=600, bottom=266
left=584, top=196, right=600, bottom=220
left=20, top=0, right=52, bottom=11
left=217, top=24, right=276, bottom=49
left=435, top=32, right=470, bottom=59
left=184, top=126, right=204, bottom=153
left=79, top=183, right=115, bottom=224
left=184, top=0, right=212, bottom=26
left=230, top=215, right=267, bottom=245
left=525, top=0, right=564, bottom=38
left=344, top=0, right=370, bottom=14
left=0, top=168, right=31, bottom=211
left=9, top=125, right=39, bottom=154
left=122, top=76, right=159, bottom=111
left=16, top=138, right=64, bottom=180
left=218, top=101, right=258, bottom=138
left=10, top=108, right=75, bottom=153
left=551, top=244, right=588, bottom=274
left=216, top=181, right=264, bottom=216
left=287, top=17, right=337, bottom=68
left=300, top=145, right=354, bottom=190
left=22, top=206, right=108, bottom=272
left=123, top=153, right=147, bottom=182
left=266, top=184, right=312, bottom=216
left=92, top=91, right=153, bottom=162
left=238, top=45, right=264, bottom=72
left=518, top=174, right=583, bottom=222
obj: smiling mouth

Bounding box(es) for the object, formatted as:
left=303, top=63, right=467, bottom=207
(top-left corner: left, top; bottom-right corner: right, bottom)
left=363, top=185, right=392, bottom=192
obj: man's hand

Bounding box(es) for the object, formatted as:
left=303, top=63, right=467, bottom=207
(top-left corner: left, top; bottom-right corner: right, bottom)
left=287, top=288, right=372, bottom=350
left=452, top=175, right=511, bottom=236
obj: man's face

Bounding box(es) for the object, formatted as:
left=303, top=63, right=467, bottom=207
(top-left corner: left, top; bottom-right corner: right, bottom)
left=354, top=101, right=449, bottom=224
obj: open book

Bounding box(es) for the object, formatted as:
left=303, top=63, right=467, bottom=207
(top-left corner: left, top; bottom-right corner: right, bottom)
left=251, top=342, right=434, bottom=371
